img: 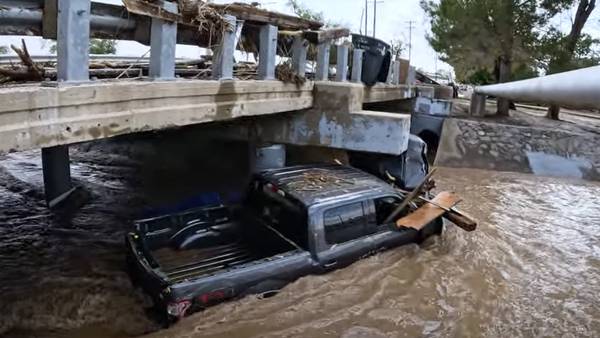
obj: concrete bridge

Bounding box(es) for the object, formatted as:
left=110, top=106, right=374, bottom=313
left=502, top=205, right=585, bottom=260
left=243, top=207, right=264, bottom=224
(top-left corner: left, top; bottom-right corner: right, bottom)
left=0, top=0, right=447, bottom=208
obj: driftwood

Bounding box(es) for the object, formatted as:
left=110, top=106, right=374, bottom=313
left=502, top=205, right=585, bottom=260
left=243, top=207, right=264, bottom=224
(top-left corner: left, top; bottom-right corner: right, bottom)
left=123, top=0, right=322, bottom=31
left=0, top=39, right=44, bottom=83
left=279, top=27, right=351, bottom=44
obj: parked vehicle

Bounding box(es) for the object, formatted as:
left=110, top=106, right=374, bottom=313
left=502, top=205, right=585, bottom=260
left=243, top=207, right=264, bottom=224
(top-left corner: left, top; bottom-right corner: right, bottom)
left=126, top=164, right=443, bottom=323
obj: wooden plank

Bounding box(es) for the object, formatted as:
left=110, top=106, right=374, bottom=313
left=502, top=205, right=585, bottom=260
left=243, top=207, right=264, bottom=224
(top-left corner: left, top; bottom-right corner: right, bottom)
left=396, top=191, right=461, bottom=231
left=303, top=28, right=351, bottom=44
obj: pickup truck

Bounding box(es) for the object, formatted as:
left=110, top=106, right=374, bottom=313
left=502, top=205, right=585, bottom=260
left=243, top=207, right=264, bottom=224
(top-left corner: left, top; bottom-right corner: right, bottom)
left=126, top=164, right=443, bottom=323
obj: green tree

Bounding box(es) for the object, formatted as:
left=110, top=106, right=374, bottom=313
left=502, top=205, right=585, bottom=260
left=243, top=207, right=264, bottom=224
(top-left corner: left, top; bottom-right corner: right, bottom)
left=287, top=0, right=345, bottom=27
left=49, top=39, right=117, bottom=54
left=89, top=39, right=117, bottom=54
left=288, top=0, right=325, bottom=22
left=421, top=0, right=542, bottom=116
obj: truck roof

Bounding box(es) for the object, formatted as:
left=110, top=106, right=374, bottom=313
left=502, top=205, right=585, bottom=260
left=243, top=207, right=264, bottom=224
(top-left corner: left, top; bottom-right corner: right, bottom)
left=259, top=164, right=397, bottom=206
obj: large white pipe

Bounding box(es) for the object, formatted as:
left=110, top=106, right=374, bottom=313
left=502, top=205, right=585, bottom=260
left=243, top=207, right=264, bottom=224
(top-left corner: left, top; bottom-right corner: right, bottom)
left=475, top=65, right=600, bottom=110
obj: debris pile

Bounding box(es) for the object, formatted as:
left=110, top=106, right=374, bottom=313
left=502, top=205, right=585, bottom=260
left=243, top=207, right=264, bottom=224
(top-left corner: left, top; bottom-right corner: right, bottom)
left=0, top=40, right=44, bottom=83
left=287, top=170, right=355, bottom=192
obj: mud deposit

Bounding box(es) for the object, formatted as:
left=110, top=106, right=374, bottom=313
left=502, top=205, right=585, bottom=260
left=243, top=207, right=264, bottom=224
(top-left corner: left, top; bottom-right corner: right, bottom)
left=1, top=149, right=600, bottom=338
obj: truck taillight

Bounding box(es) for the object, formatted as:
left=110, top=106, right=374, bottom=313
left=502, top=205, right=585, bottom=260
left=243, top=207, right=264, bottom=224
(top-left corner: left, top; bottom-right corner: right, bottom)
left=166, top=300, right=191, bottom=319
left=198, top=290, right=226, bottom=304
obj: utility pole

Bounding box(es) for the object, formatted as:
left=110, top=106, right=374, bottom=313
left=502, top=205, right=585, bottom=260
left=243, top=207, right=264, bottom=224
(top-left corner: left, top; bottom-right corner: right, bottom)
left=359, top=8, right=364, bottom=35
left=372, top=0, right=384, bottom=38
left=365, top=0, right=368, bottom=36
left=406, top=20, right=415, bottom=64
left=373, top=0, right=377, bottom=37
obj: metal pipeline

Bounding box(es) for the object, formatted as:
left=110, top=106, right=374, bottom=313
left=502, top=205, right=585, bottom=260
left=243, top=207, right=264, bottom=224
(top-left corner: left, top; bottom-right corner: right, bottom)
left=0, top=7, right=137, bottom=35
left=475, top=65, right=600, bottom=110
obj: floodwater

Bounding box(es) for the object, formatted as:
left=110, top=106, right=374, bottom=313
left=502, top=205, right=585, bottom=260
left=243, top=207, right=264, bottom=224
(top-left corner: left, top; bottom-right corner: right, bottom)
left=1, top=148, right=600, bottom=338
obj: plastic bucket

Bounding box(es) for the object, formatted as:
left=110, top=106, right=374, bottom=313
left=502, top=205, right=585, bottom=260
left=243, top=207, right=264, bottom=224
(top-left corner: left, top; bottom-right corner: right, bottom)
left=352, top=34, right=390, bottom=86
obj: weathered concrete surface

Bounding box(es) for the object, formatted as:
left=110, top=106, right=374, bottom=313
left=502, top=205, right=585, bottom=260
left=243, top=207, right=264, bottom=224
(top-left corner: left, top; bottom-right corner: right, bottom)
left=436, top=118, right=600, bottom=180
left=363, top=83, right=415, bottom=103
left=414, top=97, right=452, bottom=116
left=255, top=82, right=411, bottom=155
left=0, top=80, right=314, bottom=154
left=255, top=109, right=411, bottom=155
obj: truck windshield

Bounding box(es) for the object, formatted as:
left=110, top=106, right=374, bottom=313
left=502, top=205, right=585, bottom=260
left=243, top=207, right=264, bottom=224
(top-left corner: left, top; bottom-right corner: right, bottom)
left=246, top=181, right=309, bottom=250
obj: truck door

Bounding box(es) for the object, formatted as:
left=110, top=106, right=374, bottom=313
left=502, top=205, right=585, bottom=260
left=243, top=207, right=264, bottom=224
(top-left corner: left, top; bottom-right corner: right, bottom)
left=315, top=200, right=376, bottom=270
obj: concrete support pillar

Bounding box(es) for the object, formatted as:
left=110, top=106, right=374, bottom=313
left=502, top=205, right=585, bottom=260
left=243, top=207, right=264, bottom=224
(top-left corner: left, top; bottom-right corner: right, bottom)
left=254, top=144, right=286, bottom=172
left=292, top=36, right=308, bottom=77
left=57, top=0, right=90, bottom=82
left=149, top=1, right=178, bottom=80
left=407, top=66, right=416, bottom=85
left=351, top=49, right=364, bottom=83
left=386, top=61, right=394, bottom=84
left=45, top=0, right=91, bottom=208
left=42, top=145, right=74, bottom=208
left=335, top=44, right=349, bottom=82
left=258, top=24, right=277, bottom=80
left=470, top=92, right=487, bottom=116
left=315, top=43, right=330, bottom=81
left=212, top=15, right=237, bottom=80
left=391, top=61, right=401, bottom=85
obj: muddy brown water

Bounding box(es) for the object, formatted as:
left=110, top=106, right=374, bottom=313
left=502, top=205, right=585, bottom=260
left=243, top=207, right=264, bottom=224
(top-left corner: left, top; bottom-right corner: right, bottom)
left=1, top=150, right=600, bottom=338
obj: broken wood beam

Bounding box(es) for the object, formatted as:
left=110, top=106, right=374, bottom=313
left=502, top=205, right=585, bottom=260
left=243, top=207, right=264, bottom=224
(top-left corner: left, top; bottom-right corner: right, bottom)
left=123, top=0, right=322, bottom=30
left=384, top=168, right=437, bottom=224
left=396, top=191, right=461, bottom=231
left=279, top=28, right=351, bottom=44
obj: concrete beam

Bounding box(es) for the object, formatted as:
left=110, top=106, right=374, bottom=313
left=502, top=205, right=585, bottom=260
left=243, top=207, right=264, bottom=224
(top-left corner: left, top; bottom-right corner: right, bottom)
left=254, top=110, right=411, bottom=154
left=414, top=97, right=452, bottom=116
left=0, top=80, right=314, bottom=154
left=416, top=85, right=435, bottom=99
left=363, top=83, right=415, bottom=103
left=254, top=82, right=411, bottom=155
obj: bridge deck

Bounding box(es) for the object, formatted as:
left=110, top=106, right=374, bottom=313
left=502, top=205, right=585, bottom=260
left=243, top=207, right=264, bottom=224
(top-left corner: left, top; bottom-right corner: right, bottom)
left=0, top=80, right=416, bottom=154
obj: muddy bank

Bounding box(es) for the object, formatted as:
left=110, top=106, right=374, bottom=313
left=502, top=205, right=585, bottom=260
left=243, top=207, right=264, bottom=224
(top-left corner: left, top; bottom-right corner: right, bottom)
left=1, top=134, right=600, bottom=337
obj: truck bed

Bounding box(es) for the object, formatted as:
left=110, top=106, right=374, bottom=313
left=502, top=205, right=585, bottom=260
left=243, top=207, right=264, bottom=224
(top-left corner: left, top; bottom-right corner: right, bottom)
left=152, top=242, right=264, bottom=283
left=134, top=206, right=300, bottom=284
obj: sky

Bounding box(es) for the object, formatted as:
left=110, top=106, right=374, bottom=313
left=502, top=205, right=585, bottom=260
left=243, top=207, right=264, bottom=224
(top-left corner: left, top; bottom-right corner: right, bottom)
left=1, top=0, right=599, bottom=78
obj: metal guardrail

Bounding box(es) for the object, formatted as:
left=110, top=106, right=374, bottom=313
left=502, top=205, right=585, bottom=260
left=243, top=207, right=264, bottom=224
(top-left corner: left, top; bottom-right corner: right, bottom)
left=0, top=0, right=417, bottom=86
left=474, top=65, right=600, bottom=110
left=0, top=55, right=198, bottom=65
